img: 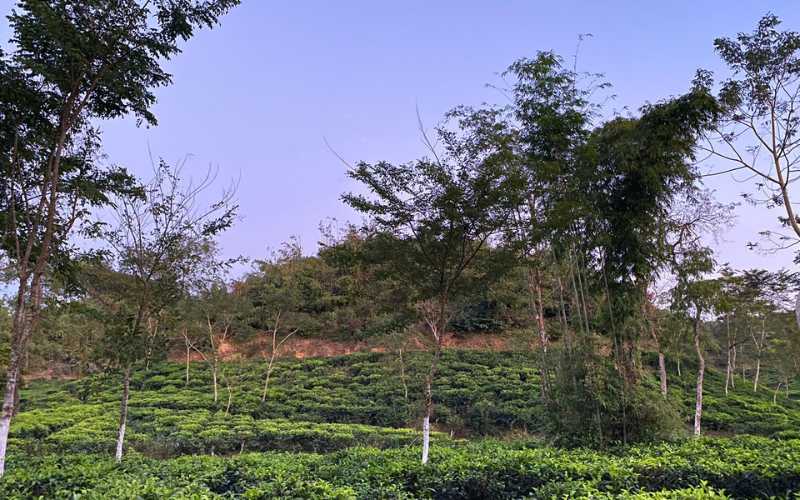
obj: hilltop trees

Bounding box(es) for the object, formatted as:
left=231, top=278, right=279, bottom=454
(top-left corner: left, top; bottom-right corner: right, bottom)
left=0, top=0, right=240, bottom=475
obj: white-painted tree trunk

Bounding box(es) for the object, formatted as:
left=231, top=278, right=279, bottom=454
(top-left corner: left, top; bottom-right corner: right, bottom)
left=115, top=367, right=131, bottom=462
left=724, top=354, right=731, bottom=396
left=0, top=351, right=22, bottom=476
left=753, top=359, right=761, bottom=392
left=693, top=320, right=704, bottom=437
left=212, top=364, right=218, bottom=403
left=421, top=415, right=430, bottom=464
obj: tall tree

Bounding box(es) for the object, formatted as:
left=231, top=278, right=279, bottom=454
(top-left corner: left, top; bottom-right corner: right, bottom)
left=671, top=248, right=718, bottom=437
left=343, top=124, right=523, bottom=464
left=576, top=87, right=720, bottom=383
left=0, top=0, right=239, bottom=474
left=447, top=51, right=600, bottom=399
left=697, top=15, right=800, bottom=324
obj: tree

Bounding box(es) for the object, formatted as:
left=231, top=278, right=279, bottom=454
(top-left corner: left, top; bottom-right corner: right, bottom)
left=671, top=248, right=719, bottom=437
left=575, top=87, right=720, bottom=384
left=183, top=281, right=247, bottom=405
left=260, top=311, right=297, bottom=402
left=697, top=15, right=800, bottom=325
left=343, top=124, right=523, bottom=464
left=84, top=160, right=236, bottom=461
left=0, top=0, right=240, bottom=474
left=447, top=51, right=600, bottom=400
left=717, top=268, right=800, bottom=393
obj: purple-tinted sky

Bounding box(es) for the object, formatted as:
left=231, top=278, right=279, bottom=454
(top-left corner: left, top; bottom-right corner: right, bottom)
left=1, top=1, right=799, bottom=276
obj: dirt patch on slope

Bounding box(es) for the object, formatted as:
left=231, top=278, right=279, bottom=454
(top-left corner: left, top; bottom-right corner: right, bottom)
left=174, top=331, right=524, bottom=362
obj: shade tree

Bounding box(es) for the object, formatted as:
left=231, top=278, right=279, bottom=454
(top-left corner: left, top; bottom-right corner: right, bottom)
left=82, top=160, right=237, bottom=461
left=0, top=0, right=240, bottom=475
left=343, top=122, right=524, bottom=464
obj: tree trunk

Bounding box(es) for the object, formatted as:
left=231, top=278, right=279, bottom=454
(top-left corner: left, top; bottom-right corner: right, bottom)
left=795, top=291, right=800, bottom=330
left=185, top=338, right=190, bottom=387
left=657, top=352, right=668, bottom=397
left=261, top=362, right=273, bottom=402
left=421, top=410, right=431, bottom=465
left=212, top=363, right=218, bottom=403
left=724, top=315, right=732, bottom=396
left=753, top=358, right=761, bottom=392
left=693, top=315, right=704, bottom=437
left=398, top=348, right=409, bottom=401
left=0, top=287, right=37, bottom=477
left=421, top=343, right=441, bottom=465
left=0, top=344, right=24, bottom=476
left=224, top=375, right=233, bottom=415
left=645, top=299, right=667, bottom=397
left=529, top=268, right=549, bottom=400
left=115, top=367, right=131, bottom=462
left=724, top=346, right=732, bottom=396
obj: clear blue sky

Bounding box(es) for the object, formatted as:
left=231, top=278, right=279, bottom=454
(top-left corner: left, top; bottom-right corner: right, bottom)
left=1, top=1, right=799, bottom=275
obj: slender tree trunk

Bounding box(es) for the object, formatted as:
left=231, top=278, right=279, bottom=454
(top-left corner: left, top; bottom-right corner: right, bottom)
left=224, top=375, right=233, bottom=415
left=753, top=358, right=761, bottom=392
left=261, top=356, right=274, bottom=402
left=693, top=314, right=704, bottom=437
left=774, top=383, right=782, bottom=405
left=0, top=339, right=25, bottom=475
left=657, top=352, right=668, bottom=397
left=212, top=362, right=218, bottom=403
left=260, top=315, right=295, bottom=403
left=421, top=306, right=445, bottom=466
left=262, top=323, right=278, bottom=403
left=752, top=322, right=766, bottom=393
left=115, top=366, right=131, bottom=462
left=528, top=268, right=549, bottom=400
left=184, top=332, right=191, bottom=387
left=398, top=348, right=409, bottom=401
left=724, top=315, right=732, bottom=396
left=645, top=298, right=667, bottom=397
left=725, top=347, right=732, bottom=396
left=421, top=343, right=441, bottom=465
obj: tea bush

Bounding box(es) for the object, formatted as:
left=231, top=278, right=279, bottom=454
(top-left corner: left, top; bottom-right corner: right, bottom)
left=1, top=437, right=795, bottom=498
left=20, top=349, right=797, bottom=443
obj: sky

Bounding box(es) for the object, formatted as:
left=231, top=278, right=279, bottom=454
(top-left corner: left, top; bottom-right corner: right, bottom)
left=1, top=1, right=799, bottom=277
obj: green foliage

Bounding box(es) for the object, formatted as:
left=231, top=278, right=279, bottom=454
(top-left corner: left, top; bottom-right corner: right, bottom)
left=13, top=349, right=800, bottom=453
left=238, top=233, right=414, bottom=341
left=547, top=339, right=683, bottom=447
left=0, top=437, right=797, bottom=498
left=20, top=351, right=544, bottom=440
left=2, top=348, right=800, bottom=496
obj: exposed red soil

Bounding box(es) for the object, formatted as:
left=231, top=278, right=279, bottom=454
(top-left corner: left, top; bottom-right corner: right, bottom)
left=172, top=331, right=522, bottom=363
